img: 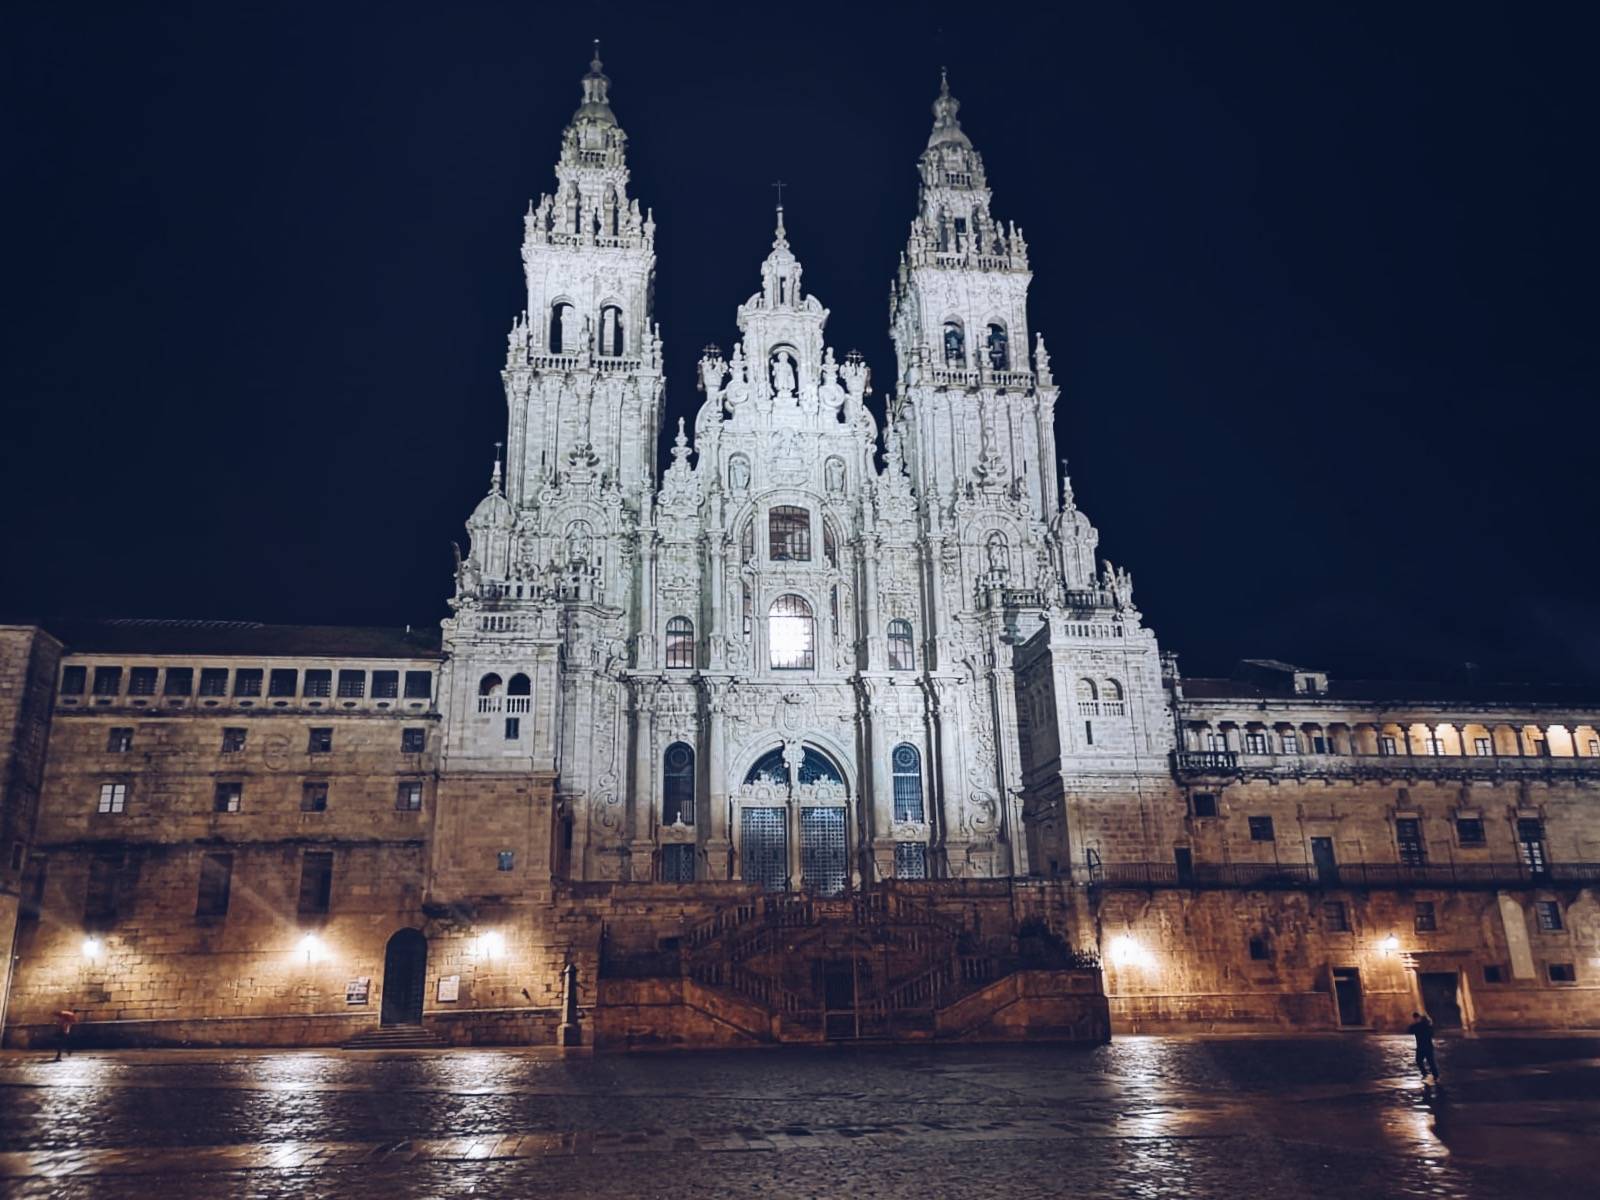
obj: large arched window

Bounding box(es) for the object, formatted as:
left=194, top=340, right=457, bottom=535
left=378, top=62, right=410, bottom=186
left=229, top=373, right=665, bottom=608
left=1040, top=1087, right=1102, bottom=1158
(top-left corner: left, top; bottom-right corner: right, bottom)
left=663, top=742, right=695, bottom=825
left=986, top=321, right=1010, bottom=370
left=549, top=301, right=575, bottom=353
left=892, top=744, right=924, bottom=822
left=478, top=673, right=503, bottom=696
left=506, top=673, right=530, bottom=696
left=768, top=594, right=815, bottom=669
left=599, top=304, right=623, bottom=356
left=943, top=319, right=966, bottom=366
left=745, top=746, right=843, bottom=786
left=768, top=506, right=811, bottom=561
left=888, top=620, right=915, bottom=671
left=1076, top=678, right=1098, bottom=704
left=665, top=617, right=695, bottom=670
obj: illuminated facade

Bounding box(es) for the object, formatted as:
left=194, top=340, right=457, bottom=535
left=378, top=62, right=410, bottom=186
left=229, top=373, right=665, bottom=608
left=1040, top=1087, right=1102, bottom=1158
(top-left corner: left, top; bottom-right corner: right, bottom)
left=1, top=58, right=1596, bottom=1048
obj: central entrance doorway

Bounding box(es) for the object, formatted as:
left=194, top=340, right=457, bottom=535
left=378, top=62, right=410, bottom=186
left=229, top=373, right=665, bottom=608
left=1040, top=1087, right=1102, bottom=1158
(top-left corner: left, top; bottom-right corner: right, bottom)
left=737, top=745, right=851, bottom=895
left=381, top=928, right=428, bottom=1026
left=1418, top=971, right=1464, bottom=1029
left=1332, top=967, right=1364, bottom=1027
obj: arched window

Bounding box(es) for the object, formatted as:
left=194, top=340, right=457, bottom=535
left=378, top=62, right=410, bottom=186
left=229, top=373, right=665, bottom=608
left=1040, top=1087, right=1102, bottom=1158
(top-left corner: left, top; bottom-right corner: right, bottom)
left=550, top=301, right=575, bottom=353
left=663, top=742, right=695, bottom=825
left=892, top=744, right=924, bottom=822
left=1102, top=677, right=1124, bottom=716
left=1076, top=678, right=1097, bottom=703
left=888, top=620, right=915, bottom=670
left=599, top=304, right=623, bottom=356
left=739, top=518, right=755, bottom=563
left=823, top=522, right=838, bottom=568
left=478, top=673, right=503, bottom=696
left=986, top=321, right=1009, bottom=370
left=1102, top=678, right=1124, bottom=701
left=769, top=506, right=811, bottom=561
left=665, top=617, right=695, bottom=670
left=745, top=745, right=842, bottom=786
left=943, top=319, right=966, bottom=367
left=768, top=594, right=815, bottom=669
left=507, top=673, right=531, bottom=695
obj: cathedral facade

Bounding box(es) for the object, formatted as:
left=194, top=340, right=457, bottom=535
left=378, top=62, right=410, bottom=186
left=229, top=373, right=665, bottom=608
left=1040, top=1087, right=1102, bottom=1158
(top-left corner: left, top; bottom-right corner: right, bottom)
left=1, top=57, right=1596, bottom=1049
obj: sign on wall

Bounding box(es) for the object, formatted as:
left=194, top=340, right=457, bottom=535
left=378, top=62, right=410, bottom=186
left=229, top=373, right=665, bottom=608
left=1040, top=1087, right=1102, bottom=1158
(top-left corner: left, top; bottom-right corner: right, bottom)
left=437, top=974, right=460, bottom=1002
left=345, top=977, right=371, bottom=1005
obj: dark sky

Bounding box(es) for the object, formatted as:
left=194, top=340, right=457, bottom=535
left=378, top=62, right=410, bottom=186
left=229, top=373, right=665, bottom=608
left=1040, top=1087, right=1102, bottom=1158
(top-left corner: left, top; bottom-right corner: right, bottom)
left=4, top=2, right=1596, bottom=682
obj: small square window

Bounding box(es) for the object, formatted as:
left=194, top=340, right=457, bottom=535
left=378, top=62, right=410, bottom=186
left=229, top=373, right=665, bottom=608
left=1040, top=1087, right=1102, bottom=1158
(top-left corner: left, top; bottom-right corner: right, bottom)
left=401, top=728, right=426, bottom=753
left=97, top=782, right=127, bottom=814
left=221, top=727, right=246, bottom=754
left=894, top=842, right=928, bottom=880
left=505, top=717, right=521, bottom=740
left=128, top=667, right=158, bottom=696
left=233, top=668, right=263, bottom=697
left=1248, top=816, right=1275, bottom=842
left=497, top=850, right=515, bottom=872
left=1323, top=901, right=1349, bottom=932
left=1548, top=962, right=1576, bottom=983
left=661, top=843, right=696, bottom=882
left=404, top=671, right=432, bottom=699
left=92, top=666, right=123, bottom=696
left=1414, top=901, right=1437, bottom=932
left=372, top=670, right=399, bottom=699
left=1191, top=793, right=1218, bottom=818
left=308, top=728, right=333, bottom=754
left=163, top=666, right=193, bottom=696
left=269, top=669, right=298, bottom=698
left=1455, top=817, right=1485, bottom=846
left=1281, top=732, right=1299, bottom=755
left=336, top=670, right=365, bottom=699
left=60, top=665, right=87, bottom=695
left=303, top=670, right=332, bottom=698
left=106, top=727, right=133, bottom=753
left=198, top=668, right=229, bottom=697
left=301, top=782, right=328, bottom=812
left=396, top=781, right=423, bottom=811
left=1248, top=936, right=1270, bottom=961
left=213, top=782, right=243, bottom=813
left=1379, top=735, right=1398, bottom=755
left=1245, top=732, right=1268, bottom=754
left=1482, top=964, right=1503, bottom=983
left=1534, top=901, right=1563, bottom=932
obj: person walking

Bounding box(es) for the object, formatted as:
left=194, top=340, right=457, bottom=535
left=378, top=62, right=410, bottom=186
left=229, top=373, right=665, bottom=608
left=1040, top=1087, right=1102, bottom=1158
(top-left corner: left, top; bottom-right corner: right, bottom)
left=51, top=1008, right=78, bottom=1061
left=1408, top=1010, right=1439, bottom=1081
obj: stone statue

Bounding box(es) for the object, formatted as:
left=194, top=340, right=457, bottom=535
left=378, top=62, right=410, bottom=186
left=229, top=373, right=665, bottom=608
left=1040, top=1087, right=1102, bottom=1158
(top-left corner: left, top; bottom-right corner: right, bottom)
left=729, top=455, right=750, bottom=492
left=986, top=533, right=1008, bottom=575
left=818, top=348, right=845, bottom=410
left=725, top=343, right=750, bottom=407
left=825, top=456, right=845, bottom=494
left=771, top=351, right=797, bottom=399
left=699, top=354, right=726, bottom=401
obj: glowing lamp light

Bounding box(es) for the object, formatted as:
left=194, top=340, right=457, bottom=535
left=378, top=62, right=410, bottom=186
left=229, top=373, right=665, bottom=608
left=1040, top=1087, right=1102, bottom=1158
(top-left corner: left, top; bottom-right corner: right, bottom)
left=1108, top=935, right=1155, bottom=970
left=475, top=930, right=506, bottom=960
left=80, top=937, right=103, bottom=960
left=297, top=934, right=328, bottom=965
left=1378, top=934, right=1400, bottom=954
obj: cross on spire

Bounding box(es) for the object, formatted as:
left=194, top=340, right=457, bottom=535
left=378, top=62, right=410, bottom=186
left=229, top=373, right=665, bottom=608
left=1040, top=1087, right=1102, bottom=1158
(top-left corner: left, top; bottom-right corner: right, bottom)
left=771, top=179, right=786, bottom=209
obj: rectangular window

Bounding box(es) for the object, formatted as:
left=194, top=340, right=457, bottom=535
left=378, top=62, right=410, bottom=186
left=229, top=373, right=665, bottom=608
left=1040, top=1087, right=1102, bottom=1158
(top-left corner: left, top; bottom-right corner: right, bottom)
left=1517, top=819, right=1547, bottom=873
left=127, top=667, right=158, bottom=696
left=1455, top=817, right=1485, bottom=846
left=92, top=666, right=122, bottom=696
left=106, top=727, right=133, bottom=753
left=1379, top=735, right=1398, bottom=755
left=300, top=782, right=328, bottom=812
left=1323, top=901, right=1349, bottom=932
left=395, top=781, right=423, bottom=811
left=1311, top=735, right=1329, bottom=754
left=1245, top=732, right=1268, bottom=754
left=661, top=843, right=696, bottom=882
left=60, top=665, right=87, bottom=695
left=198, top=668, right=228, bottom=697
left=401, top=728, right=426, bottom=753
left=767, top=506, right=812, bottom=561
left=164, top=666, right=193, bottom=696
left=1396, top=817, right=1426, bottom=866
left=1248, top=815, right=1275, bottom=842
left=894, top=842, right=928, bottom=880
left=97, top=782, right=127, bottom=814
left=220, top=727, right=246, bottom=753
left=269, top=668, right=298, bottom=698
left=403, top=671, right=432, bottom=699
left=1482, top=964, right=1503, bottom=983
left=84, top=852, right=122, bottom=924
left=1535, top=900, right=1563, bottom=931
left=336, top=670, right=365, bottom=699
left=297, top=851, right=334, bottom=916
left=213, top=782, right=243, bottom=813
left=1414, top=901, right=1437, bottom=932
left=1423, top=736, right=1443, bottom=756
left=1281, top=732, right=1299, bottom=755
left=371, top=670, right=399, bottom=698
left=1473, top=737, right=1492, bottom=757
left=303, top=669, right=332, bottom=698
left=497, top=850, right=515, bottom=872
left=1191, top=792, right=1218, bottom=818
left=1206, top=732, right=1227, bottom=752
left=1248, top=936, right=1270, bottom=961
left=307, top=727, right=333, bottom=753
left=1548, top=963, right=1576, bottom=983
left=233, top=668, right=263, bottom=697
left=505, top=717, right=521, bottom=740
left=1084, top=721, right=1094, bottom=746
left=195, top=852, right=233, bottom=918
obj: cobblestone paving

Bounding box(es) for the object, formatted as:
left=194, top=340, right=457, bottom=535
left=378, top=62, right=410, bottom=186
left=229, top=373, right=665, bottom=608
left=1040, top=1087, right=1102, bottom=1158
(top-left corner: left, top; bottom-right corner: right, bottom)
left=0, top=1035, right=1595, bottom=1197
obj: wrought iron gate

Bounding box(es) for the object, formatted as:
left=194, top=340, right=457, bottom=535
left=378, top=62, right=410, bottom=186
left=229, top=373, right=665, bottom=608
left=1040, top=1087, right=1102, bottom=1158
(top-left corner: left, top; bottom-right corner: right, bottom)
left=801, top=808, right=847, bottom=896
left=741, top=807, right=788, bottom=891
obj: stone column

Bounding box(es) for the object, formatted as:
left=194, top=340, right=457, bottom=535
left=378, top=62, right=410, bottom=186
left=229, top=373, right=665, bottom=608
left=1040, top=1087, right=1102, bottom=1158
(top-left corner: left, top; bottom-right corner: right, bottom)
left=704, top=680, right=730, bottom=878
left=707, top=529, right=727, bottom=669
left=626, top=682, right=656, bottom=881
left=861, top=533, right=884, bottom=669
left=989, top=642, right=1026, bottom=877
left=638, top=535, right=657, bottom=668
left=933, top=678, right=968, bottom=877
left=864, top=680, right=895, bottom=882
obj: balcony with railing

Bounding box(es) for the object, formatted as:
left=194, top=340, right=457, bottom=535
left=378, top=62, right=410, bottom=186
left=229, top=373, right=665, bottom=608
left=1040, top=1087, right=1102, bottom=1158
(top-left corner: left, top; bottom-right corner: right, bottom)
left=1089, top=859, right=1600, bottom=890
left=1174, top=748, right=1600, bottom=781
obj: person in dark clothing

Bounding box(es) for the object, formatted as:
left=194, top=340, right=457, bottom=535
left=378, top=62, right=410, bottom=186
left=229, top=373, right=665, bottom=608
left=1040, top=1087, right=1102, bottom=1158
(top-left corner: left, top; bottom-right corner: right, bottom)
left=52, top=1009, right=78, bottom=1062
left=1408, top=1011, right=1439, bottom=1080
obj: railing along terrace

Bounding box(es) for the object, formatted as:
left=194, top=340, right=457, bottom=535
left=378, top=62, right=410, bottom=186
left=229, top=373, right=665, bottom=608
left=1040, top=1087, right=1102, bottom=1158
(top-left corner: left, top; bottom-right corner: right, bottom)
left=1175, top=748, right=1600, bottom=779
left=1089, top=860, right=1600, bottom=890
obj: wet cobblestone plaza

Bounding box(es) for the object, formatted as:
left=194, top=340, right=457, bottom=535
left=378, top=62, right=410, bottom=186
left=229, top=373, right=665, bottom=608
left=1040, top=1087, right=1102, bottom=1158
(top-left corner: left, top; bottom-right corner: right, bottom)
left=1, top=1036, right=1595, bottom=1198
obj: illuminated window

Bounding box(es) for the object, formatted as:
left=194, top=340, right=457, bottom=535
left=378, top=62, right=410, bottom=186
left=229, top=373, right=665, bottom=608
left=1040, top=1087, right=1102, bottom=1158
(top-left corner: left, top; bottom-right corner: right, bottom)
left=303, top=670, right=332, bottom=698
left=1281, top=731, right=1299, bottom=755
left=336, top=670, right=365, bottom=699
left=97, top=782, right=127, bottom=814
left=1423, top=736, right=1443, bottom=756
left=888, top=620, right=915, bottom=670
left=768, top=506, right=811, bottom=561
left=1379, top=735, right=1398, bottom=755
left=213, top=782, right=243, bottom=813
left=1245, top=732, right=1268, bottom=754
left=1473, top=737, right=1492, bottom=756
left=396, top=781, right=423, bottom=811
left=768, top=594, right=815, bottom=669
left=665, top=617, right=695, bottom=669
left=1535, top=901, right=1563, bottom=931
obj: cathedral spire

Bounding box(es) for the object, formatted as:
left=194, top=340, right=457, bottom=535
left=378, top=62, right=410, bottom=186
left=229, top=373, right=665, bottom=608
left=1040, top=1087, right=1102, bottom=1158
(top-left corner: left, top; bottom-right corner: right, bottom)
left=928, top=66, right=971, bottom=149
left=574, top=39, right=616, bottom=126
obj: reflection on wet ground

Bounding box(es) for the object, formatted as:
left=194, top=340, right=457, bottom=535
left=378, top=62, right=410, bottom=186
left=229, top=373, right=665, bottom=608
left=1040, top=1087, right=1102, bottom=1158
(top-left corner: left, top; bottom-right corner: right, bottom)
left=0, top=1035, right=1595, bottom=1198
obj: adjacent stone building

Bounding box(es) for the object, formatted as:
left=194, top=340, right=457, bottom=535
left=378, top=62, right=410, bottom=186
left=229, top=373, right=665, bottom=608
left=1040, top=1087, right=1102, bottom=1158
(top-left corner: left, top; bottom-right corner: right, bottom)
left=2, top=58, right=1594, bottom=1048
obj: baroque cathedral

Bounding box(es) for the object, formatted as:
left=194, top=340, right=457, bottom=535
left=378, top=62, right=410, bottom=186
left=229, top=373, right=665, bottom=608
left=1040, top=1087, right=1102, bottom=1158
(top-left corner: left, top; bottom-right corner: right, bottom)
left=1, top=54, right=1594, bottom=1049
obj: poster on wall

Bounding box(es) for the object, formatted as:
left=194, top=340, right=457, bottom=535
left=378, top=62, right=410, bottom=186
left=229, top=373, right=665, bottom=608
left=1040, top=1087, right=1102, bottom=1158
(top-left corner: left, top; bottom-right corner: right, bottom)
left=437, top=974, right=460, bottom=1003
left=345, top=977, right=371, bottom=1005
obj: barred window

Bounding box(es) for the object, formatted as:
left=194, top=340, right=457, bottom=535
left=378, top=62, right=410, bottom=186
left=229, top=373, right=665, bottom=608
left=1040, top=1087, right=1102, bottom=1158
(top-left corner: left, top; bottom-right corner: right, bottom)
left=665, top=617, right=695, bottom=669
left=128, top=667, right=158, bottom=696
left=92, top=666, right=122, bottom=696
left=233, top=668, right=263, bottom=697
left=164, top=666, right=193, bottom=696
left=888, top=620, right=915, bottom=671
left=371, top=670, right=399, bottom=699
left=336, top=670, right=365, bottom=699
left=60, top=665, right=86, bottom=695
left=308, top=727, right=333, bottom=753
left=662, top=843, right=696, bottom=882
left=892, top=744, right=924, bottom=822
left=1535, top=901, right=1563, bottom=931
left=768, top=506, right=811, bottom=561
left=198, top=668, right=228, bottom=697
left=269, top=669, right=298, bottom=698
left=303, top=670, right=332, bottom=698
left=768, top=594, right=814, bottom=669
left=403, top=671, right=432, bottom=699
left=894, top=842, right=928, bottom=879
left=663, top=742, right=696, bottom=825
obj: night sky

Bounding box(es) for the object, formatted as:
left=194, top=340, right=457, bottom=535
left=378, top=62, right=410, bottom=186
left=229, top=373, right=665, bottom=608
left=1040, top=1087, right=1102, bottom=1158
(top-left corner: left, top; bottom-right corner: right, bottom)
left=4, top=2, right=1596, bottom=683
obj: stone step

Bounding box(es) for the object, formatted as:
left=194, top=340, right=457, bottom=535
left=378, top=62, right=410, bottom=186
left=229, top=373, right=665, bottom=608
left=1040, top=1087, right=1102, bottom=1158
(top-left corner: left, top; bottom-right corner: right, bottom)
left=341, top=1024, right=448, bottom=1050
